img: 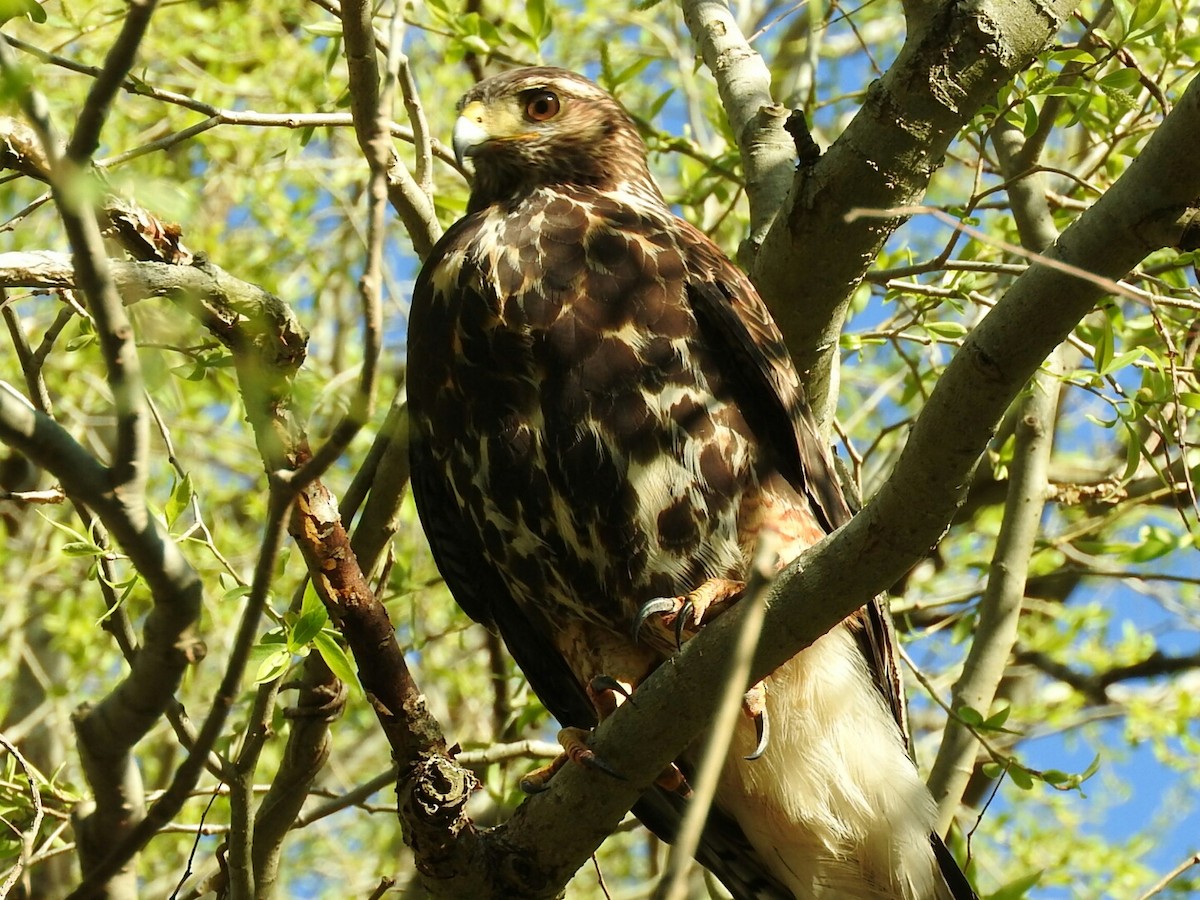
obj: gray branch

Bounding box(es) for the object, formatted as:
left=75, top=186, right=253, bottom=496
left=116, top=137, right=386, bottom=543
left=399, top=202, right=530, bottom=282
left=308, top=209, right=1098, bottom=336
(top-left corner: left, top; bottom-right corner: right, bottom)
left=680, top=0, right=795, bottom=251
left=750, top=0, right=1079, bottom=429
left=337, top=0, right=442, bottom=259
left=928, top=119, right=1072, bottom=830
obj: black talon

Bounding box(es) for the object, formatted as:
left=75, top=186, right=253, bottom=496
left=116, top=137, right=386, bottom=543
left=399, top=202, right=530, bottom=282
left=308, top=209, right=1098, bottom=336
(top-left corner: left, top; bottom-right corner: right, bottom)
left=674, top=599, right=694, bottom=649
left=590, top=674, right=637, bottom=707
left=580, top=752, right=628, bottom=781
left=519, top=774, right=552, bottom=794
left=745, top=707, right=770, bottom=761
left=633, top=596, right=679, bottom=642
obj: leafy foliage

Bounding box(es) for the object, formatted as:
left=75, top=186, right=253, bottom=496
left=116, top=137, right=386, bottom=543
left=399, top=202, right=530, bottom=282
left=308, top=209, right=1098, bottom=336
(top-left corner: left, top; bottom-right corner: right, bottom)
left=1, top=0, right=1198, bottom=898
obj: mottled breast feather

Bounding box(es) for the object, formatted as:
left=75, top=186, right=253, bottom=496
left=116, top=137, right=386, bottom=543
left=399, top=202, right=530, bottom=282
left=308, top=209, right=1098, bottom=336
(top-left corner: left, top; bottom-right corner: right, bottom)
left=414, top=185, right=808, bottom=627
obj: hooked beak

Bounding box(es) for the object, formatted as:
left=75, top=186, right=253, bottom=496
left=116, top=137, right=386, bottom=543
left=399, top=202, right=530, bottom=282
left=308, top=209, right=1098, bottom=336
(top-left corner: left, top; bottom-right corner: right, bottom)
left=453, top=101, right=490, bottom=168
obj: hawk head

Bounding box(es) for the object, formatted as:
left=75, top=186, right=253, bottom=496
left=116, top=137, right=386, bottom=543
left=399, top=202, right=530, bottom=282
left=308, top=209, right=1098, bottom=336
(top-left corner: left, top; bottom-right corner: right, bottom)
left=452, top=67, right=662, bottom=210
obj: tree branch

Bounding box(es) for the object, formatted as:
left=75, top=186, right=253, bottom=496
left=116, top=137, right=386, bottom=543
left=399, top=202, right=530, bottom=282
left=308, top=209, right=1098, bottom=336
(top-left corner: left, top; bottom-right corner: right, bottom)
left=1015, top=648, right=1200, bottom=705
left=928, top=118, right=1069, bottom=831
left=751, top=0, right=1079, bottom=428
left=64, top=0, right=159, bottom=163
left=336, top=0, right=441, bottom=259
left=680, top=0, right=795, bottom=253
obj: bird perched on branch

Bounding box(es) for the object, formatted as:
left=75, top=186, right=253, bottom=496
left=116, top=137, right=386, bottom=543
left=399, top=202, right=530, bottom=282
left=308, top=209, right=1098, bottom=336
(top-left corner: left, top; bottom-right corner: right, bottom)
left=407, top=66, right=975, bottom=900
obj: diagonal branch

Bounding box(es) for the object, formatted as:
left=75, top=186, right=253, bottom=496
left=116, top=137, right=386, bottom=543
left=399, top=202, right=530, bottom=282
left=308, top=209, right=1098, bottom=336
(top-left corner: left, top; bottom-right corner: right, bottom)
left=750, top=0, right=1079, bottom=429
left=64, top=0, right=159, bottom=163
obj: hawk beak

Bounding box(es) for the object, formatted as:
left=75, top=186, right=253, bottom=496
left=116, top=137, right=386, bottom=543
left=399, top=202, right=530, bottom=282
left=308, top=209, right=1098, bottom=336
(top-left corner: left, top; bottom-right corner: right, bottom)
left=453, top=101, right=491, bottom=168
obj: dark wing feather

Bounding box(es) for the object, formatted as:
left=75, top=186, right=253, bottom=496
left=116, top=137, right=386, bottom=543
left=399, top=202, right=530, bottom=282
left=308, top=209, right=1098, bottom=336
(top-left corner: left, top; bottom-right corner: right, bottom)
left=680, top=233, right=850, bottom=535
left=409, top=440, right=597, bottom=729
left=679, top=222, right=977, bottom=898
left=678, top=221, right=908, bottom=733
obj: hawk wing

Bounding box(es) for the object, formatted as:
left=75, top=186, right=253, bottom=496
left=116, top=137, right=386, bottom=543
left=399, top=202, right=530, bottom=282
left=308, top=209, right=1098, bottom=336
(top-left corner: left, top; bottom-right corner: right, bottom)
left=678, top=220, right=908, bottom=737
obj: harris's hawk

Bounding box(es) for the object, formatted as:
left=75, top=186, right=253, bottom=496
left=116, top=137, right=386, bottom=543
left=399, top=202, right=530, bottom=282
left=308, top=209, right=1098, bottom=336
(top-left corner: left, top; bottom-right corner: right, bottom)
left=407, top=66, right=975, bottom=900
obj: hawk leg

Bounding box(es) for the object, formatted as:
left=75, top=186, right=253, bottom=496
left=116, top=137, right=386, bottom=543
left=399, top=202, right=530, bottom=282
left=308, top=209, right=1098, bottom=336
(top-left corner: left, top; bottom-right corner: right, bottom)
left=520, top=726, right=625, bottom=793
left=635, top=578, right=770, bottom=759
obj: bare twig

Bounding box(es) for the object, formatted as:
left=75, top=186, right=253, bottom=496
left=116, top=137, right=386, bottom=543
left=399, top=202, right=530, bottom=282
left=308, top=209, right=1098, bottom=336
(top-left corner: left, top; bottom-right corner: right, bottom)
left=1135, top=852, right=1200, bottom=900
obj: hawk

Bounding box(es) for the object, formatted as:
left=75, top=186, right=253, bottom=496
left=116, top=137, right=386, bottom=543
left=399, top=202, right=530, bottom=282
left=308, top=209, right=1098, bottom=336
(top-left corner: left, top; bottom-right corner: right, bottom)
left=407, top=66, right=975, bottom=900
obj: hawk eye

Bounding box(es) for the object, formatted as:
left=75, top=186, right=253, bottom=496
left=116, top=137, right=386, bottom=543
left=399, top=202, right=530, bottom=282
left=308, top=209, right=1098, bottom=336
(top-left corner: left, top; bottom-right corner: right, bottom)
left=524, top=90, right=561, bottom=122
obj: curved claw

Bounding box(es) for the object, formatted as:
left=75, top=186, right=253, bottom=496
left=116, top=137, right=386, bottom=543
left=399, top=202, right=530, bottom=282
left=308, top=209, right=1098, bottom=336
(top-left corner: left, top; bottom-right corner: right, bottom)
left=590, top=674, right=636, bottom=708
left=633, top=596, right=680, bottom=642
left=520, top=772, right=554, bottom=794
left=674, top=599, right=694, bottom=649
left=744, top=706, right=770, bottom=761
left=561, top=726, right=627, bottom=781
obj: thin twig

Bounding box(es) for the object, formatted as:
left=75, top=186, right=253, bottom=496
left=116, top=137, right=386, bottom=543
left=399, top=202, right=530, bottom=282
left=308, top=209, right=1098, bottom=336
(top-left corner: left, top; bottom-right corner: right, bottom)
left=1135, top=852, right=1200, bottom=900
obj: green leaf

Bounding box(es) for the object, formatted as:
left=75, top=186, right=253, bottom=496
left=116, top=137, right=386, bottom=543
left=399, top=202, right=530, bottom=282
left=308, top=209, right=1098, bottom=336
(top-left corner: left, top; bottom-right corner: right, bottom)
left=1094, top=312, right=1114, bottom=374
left=1008, top=764, right=1035, bottom=790
left=222, top=584, right=253, bottom=602
left=301, top=21, right=343, bottom=37
left=988, top=870, right=1045, bottom=900
left=926, top=321, right=968, bottom=339
left=0, top=0, right=46, bottom=24
left=1177, top=392, right=1200, bottom=410
left=525, top=0, right=550, bottom=39
left=1022, top=98, right=1039, bottom=137
left=253, top=647, right=292, bottom=685
left=982, top=705, right=1012, bottom=731
left=1049, top=49, right=1096, bottom=66
left=165, top=473, right=193, bottom=528
left=1122, top=422, right=1143, bottom=480
left=290, top=585, right=329, bottom=649
left=1129, top=0, right=1162, bottom=32
left=314, top=630, right=359, bottom=689
left=61, top=540, right=104, bottom=557
left=956, top=705, right=984, bottom=726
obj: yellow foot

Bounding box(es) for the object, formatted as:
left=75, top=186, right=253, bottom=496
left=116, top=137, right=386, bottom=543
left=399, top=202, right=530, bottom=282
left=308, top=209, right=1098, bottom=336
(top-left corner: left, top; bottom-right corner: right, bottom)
left=520, top=726, right=626, bottom=794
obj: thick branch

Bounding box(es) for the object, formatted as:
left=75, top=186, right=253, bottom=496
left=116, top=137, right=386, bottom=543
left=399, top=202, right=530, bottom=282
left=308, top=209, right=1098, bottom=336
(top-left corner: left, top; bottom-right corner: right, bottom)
left=751, top=0, right=1078, bottom=427
left=680, top=0, right=794, bottom=250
